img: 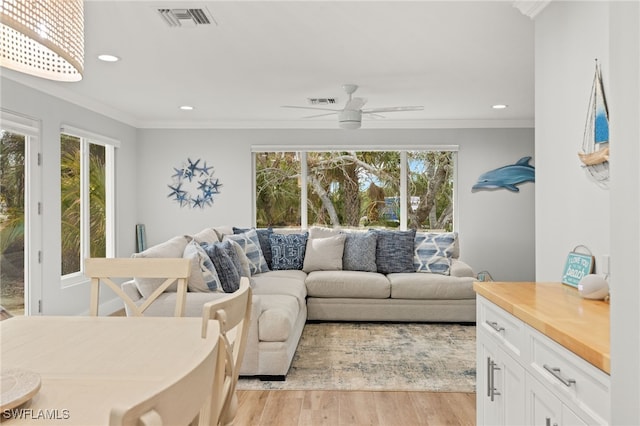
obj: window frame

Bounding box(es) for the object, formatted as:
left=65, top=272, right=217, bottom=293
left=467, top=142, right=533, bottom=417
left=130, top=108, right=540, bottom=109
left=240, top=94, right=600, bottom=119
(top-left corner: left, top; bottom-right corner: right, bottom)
left=60, top=125, right=118, bottom=287
left=252, top=145, right=458, bottom=231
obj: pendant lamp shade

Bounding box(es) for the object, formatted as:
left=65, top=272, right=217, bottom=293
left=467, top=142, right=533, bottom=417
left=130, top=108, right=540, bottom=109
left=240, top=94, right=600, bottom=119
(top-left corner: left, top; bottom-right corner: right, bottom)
left=0, top=0, right=84, bottom=81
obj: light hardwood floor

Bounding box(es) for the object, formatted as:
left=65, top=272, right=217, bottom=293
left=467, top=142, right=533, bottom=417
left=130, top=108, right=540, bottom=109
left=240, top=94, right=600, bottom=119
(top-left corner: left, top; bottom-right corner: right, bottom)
left=236, top=390, right=476, bottom=426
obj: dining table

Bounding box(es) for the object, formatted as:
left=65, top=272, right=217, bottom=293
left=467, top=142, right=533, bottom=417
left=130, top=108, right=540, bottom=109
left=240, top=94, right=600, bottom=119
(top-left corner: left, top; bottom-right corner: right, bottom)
left=0, top=315, right=219, bottom=425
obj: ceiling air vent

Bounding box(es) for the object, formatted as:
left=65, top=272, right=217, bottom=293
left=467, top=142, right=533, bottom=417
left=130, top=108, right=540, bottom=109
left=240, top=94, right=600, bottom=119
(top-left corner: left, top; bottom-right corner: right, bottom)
left=307, top=98, right=338, bottom=105
left=157, top=8, right=216, bottom=28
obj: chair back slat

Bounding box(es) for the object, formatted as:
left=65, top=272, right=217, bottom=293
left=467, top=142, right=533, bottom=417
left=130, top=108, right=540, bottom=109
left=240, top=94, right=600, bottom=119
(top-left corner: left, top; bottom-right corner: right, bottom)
left=109, top=323, right=221, bottom=426
left=200, top=277, right=252, bottom=426
left=85, top=258, right=191, bottom=317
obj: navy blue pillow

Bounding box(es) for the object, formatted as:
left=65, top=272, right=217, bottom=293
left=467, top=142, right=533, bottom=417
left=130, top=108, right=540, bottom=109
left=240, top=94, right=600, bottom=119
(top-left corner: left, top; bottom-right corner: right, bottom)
left=202, top=241, right=241, bottom=292
left=369, top=229, right=416, bottom=274
left=269, top=232, right=308, bottom=270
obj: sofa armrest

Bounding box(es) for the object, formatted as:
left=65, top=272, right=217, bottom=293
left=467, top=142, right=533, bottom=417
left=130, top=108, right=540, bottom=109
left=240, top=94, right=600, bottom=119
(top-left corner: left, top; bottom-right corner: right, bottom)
left=450, top=259, right=474, bottom=278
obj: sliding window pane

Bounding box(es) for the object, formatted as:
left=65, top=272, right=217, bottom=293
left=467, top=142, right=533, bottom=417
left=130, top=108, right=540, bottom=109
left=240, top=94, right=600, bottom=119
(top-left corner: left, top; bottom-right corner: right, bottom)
left=89, top=143, right=106, bottom=258
left=407, top=151, right=455, bottom=231
left=306, top=151, right=400, bottom=229
left=255, top=152, right=301, bottom=228
left=60, top=134, right=81, bottom=275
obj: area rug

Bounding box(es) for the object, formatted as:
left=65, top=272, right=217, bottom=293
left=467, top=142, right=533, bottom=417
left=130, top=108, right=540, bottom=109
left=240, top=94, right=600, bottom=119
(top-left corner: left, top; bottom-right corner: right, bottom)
left=237, top=322, right=476, bottom=392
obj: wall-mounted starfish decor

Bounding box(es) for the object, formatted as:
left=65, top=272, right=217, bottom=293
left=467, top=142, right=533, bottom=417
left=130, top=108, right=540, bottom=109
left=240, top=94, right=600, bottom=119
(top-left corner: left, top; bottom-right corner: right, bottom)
left=167, top=158, right=222, bottom=209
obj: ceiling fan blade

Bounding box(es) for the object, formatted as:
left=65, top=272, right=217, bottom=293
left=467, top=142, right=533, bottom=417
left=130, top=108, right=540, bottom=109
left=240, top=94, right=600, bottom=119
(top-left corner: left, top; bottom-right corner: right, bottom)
left=362, top=112, right=386, bottom=119
left=282, top=105, right=341, bottom=112
left=345, top=97, right=367, bottom=111
left=362, top=106, right=424, bottom=113
left=302, top=112, right=339, bottom=119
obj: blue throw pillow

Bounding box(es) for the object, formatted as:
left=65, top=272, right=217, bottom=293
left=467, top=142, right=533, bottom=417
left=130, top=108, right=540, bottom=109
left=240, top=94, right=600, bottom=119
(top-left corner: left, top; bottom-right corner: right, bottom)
left=202, top=241, right=241, bottom=293
left=369, top=229, right=416, bottom=274
left=414, top=232, right=457, bottom=275
left=225, top=229, right=269, bottom=275
left=234, top=227, right=273, bottom=269
left=269, top=232, right=308, bottom=270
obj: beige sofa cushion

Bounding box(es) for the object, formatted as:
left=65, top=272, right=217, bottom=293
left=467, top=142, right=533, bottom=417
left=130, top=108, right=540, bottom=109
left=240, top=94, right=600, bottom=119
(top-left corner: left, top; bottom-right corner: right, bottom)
left=387, top=273, right=475, bottom=299
left=257, top=295, right=299, bottom=342
left=305, top=270, right=390, bottom=299
left=251, top=272, right=307, bottom=304
left=132, top=235, right=189, bottom=297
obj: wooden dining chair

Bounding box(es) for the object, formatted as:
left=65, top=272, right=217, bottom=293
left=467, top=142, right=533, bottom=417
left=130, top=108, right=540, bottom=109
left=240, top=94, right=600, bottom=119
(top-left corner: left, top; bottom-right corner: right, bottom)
left=85, top=257, right=191, bottom=317
left=200, top=277, right=252, bottom=426
left=109, top=322, right=221, bottom=426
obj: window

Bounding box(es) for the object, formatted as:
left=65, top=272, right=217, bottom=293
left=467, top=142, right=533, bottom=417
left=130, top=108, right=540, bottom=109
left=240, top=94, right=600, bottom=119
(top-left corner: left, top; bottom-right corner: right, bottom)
left=254, top=147, right=457, bottom=231
left=60, top=126, right=117, bottom=284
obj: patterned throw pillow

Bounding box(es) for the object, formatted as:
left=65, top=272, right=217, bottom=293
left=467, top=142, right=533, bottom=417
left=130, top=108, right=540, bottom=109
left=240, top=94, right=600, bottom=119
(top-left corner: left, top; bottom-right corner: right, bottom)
left=369, top=229, right=416, bottom=274
left=224, top=229, right=269, bottom=275
left=183, top=240, right=221, bottom=292
left=225, top=239, right=251, bottom=278
left=342, top=232, right=377, bottom=272
left=269, top=232, right=308, bottom=271
left=234, top=227, right=273, bottom=270
left=414, top=232, right=458, bottom=275
left=202, top=240, right=241, bottom=293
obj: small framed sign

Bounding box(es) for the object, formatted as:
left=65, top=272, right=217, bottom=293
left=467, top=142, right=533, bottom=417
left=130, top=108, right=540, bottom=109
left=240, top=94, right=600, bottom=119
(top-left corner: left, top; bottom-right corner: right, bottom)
left=561, top=246, right=594, bottom=287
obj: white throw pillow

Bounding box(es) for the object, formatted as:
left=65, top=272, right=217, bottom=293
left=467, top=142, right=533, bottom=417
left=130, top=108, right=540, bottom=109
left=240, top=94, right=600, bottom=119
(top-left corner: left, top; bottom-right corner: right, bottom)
left=189, top=228, right=219, bottom=245
left=132, top=235, right=189, bottom=298
left=302, top=234, right=346, bottom=273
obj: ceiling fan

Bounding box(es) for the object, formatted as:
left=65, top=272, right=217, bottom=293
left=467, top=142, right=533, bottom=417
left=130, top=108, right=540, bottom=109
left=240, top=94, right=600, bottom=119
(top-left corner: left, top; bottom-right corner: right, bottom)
left=282, top=84, right=424, bottom=129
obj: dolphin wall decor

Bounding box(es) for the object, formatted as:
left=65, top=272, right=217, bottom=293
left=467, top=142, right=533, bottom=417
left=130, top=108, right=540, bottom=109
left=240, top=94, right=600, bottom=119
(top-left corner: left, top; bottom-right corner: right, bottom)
left=472, top=156, right=535, bottom=192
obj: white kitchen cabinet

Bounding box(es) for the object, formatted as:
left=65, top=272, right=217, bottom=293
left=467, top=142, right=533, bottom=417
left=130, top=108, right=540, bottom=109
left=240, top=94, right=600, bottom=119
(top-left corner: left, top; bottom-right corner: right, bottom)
left=476, top=291, right=610, bottom=426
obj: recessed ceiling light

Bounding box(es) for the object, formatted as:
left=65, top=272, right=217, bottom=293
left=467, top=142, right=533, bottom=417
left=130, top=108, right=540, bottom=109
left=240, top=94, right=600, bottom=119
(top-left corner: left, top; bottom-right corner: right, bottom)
left=179, top=105, right=194, bottom=111
left=492, top=104, right=508, bottom=109
left=98, top=54, right=119, bottom=62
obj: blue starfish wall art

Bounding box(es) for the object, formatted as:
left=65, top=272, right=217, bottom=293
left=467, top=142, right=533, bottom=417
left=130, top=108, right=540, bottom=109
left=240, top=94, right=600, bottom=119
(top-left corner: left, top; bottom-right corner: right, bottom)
left=167, top=158, right=222, bottom=208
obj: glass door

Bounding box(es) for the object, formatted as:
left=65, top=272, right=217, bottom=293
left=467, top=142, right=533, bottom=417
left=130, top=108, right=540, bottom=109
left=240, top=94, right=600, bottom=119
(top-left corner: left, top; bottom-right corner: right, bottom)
left=0, top=112, right=41, bottom=316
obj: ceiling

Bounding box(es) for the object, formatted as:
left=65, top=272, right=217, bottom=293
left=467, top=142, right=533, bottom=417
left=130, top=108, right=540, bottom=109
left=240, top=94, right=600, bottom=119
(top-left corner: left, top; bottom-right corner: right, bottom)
left=2, top=1, right=536, bottom=129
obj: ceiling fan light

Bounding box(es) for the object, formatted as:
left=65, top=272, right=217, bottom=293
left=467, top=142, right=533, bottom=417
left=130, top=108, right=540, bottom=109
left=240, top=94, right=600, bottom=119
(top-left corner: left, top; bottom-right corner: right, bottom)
left=339, top=110, right=362, bottom=130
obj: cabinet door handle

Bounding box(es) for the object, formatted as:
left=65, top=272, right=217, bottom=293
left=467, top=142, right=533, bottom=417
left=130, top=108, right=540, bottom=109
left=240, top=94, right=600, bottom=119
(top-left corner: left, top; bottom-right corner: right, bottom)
left=487, top=357, right=492, bottom=397
left=489, top=359, right=501, bottom=401
left=485, top=320, right=505, bottom=333
left=543, top=364, right=576, bottom=387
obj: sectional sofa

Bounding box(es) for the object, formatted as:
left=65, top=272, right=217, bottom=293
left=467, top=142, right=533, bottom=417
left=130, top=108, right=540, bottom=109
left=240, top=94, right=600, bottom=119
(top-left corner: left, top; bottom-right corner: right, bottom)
left=120, top=225, right=476, bottom=378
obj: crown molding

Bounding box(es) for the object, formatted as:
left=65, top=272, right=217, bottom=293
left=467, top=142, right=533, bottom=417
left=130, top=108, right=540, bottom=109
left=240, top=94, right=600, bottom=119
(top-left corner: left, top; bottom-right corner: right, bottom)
left=513, top=0, right=552, bottom=19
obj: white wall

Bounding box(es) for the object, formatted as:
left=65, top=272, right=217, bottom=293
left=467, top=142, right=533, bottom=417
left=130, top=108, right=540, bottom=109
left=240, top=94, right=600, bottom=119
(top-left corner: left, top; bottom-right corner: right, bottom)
left=535, top=1, right=610, bottom=280
left=0, top=78, right=139, bottom=315
left=535, top=1, right=640, bottom=423
left=609, top=2, right=640, bottom=423
left=137, top=127, right=535, bottom=281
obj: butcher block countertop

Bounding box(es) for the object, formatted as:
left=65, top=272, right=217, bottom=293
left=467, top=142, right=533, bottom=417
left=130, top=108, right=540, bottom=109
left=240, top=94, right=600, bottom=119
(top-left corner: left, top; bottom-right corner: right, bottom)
left=473, top=281, right=610, bottom=374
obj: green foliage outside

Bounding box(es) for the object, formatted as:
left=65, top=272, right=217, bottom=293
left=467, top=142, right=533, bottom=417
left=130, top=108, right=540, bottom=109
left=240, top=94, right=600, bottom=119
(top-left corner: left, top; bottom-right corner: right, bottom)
left=60, top=135, right=107, bottom=275
left=255, top=150, right=454, bottom=231
left=0, top=131, right=26, bottom=312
